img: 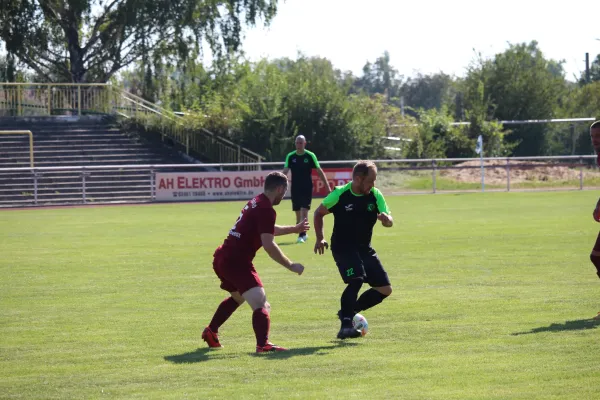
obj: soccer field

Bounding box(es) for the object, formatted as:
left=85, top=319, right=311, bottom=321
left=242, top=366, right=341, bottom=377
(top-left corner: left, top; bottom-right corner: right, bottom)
left=1, top=191, right=600, bottom=399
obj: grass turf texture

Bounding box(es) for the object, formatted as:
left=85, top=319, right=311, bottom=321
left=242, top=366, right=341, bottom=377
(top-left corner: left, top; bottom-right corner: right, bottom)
left=1, top=191, right=600, bottom=399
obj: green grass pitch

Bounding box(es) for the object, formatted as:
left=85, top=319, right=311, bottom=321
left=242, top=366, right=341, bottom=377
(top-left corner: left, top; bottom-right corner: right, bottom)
left=2, top=191, right=600, bottom=399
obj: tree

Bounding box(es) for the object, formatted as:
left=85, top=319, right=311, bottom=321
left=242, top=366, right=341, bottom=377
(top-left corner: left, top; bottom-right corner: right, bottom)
left=0, top=0, right=277, bottom=83
left=459, top=60, right=514, bottom=157
left=549, top=81, right=600, bottom=155
left=0, top=52, right=29, bottom=82
left=353, top=51, right=402, bottom=102
left=483, top=41, right=567, bottom=156
left=579, top=54, right=600, bottom=84
left=400, top=72, right=456, bottom=115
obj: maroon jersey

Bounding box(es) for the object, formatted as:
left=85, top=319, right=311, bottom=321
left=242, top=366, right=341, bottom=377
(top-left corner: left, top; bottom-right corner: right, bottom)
left=215, top=193, right=276, bottom=264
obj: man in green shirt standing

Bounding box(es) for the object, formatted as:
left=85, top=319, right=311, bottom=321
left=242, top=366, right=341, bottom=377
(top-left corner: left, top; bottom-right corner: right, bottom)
left=313, top=160, right=394, bottom=339
left=282, top=135, right=331, bottom=244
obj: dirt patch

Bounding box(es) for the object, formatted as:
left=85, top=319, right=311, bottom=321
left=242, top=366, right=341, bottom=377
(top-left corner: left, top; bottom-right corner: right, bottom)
left=440, top=160, right=599, bottom=185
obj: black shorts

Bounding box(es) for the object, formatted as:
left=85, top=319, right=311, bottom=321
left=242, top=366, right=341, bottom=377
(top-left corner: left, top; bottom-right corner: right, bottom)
left=291, top=191, right=312, bottom=211
left=332, top=247, right=390, bottom=286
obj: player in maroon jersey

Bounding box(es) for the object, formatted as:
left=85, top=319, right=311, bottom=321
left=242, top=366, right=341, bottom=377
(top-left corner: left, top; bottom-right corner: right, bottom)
left=202, top=171, right=309, bottom=352
left=590, top=120, right=600, bottom=319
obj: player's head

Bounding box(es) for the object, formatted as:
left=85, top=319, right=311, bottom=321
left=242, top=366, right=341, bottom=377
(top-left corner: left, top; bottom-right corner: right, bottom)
left=352, top=160, right=378, bottom=195
left=295, top=135, right=306, bottom=152
left=591, top=121, right=600, bottom=153
left=264, top=171, right=288, bottom=205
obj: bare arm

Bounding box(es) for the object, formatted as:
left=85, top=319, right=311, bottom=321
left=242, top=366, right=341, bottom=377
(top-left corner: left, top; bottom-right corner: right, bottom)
left=313, top=204, right=330, bottom=254
left=317, top=168, right=332, bottom=193
left=261, top=233, right=304, bottom=275
left=274, top=219, right=310, bottom=236
left=282, top=167, right=290, bottom=177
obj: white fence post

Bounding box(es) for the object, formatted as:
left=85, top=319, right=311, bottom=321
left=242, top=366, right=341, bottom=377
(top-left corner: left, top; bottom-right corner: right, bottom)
left=580, top=157, right=584, bottom=190
left=32, top=170, right=38, bottom=205
left=432, top=160, right=437, bottom=194
left=506, top=157, right=510, bottom=192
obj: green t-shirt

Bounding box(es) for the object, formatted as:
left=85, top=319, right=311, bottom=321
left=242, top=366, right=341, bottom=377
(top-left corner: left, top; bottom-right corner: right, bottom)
left=322, top=182, right=390, bottom=251
left=284, top=150, right=320, bottom=192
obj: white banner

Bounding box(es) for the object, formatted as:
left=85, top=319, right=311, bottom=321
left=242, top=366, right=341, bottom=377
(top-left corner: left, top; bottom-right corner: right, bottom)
left=155, top=171, right=286, bottom=201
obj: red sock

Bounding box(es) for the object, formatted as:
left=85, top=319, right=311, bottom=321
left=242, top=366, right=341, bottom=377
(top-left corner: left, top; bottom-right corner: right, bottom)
left=591, top=232, right=600, bottom=278
left=252, top=308, right=270, bottom=347
left=208, top=297, right=240, bottom=333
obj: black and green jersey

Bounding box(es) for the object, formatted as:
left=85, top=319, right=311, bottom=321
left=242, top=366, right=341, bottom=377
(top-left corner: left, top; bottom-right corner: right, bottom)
left=284, top=150, right=320, bottom=192
left=322, top=183, right=390, bottom=250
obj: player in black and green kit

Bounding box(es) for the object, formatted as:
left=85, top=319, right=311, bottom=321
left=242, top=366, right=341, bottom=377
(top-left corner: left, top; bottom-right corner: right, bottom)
left=282, top=135, right=331, bottom=244
left=313, top=160, right=394, bottom=339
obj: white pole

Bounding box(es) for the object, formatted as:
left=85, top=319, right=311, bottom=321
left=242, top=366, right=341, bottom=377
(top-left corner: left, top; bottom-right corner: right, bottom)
left=480, top=151, right=484, bottom=192
left=476, top=135, right=484, bottom=192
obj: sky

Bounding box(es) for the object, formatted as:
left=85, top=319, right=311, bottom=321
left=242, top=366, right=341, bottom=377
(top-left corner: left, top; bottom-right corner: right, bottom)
left=238, top=0, right=600, bottom=81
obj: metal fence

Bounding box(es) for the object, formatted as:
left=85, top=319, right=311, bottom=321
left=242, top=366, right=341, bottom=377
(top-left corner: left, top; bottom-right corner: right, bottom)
left=0, top=155, right=598, bottom=207
left=0, top=83, right=263, bottom=164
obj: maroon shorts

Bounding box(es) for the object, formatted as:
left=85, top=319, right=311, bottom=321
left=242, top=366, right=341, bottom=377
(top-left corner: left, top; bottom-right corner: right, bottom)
left=593, top=231, right=600, bottom=250
left=213, top=254, right=263, bottom=295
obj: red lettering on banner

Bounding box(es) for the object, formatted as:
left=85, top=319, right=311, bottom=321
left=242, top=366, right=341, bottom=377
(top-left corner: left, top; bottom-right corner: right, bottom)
left=223, top=177, right=231, bottom=188
left=311, top=168, right=353, bottom=196
left=234, top=176, right=265, bottom=188
left=158, top=178, right=174, bottom=189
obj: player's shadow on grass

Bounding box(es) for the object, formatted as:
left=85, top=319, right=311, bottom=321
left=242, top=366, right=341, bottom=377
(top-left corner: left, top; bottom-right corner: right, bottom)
left=511, top=318, right=600, bottom=336
left=164, top=342, right=359, bottom=363
left=164, top=348, right=237, bottom=364
left=251, top=341, right=360, bottom=359
left=277, top=241, right=297, bottom=246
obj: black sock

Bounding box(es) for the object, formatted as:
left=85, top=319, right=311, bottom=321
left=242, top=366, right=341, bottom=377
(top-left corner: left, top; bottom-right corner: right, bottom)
left=340, top=279, right=363, bottom=328
left=355, top=288, right=388, bottom=313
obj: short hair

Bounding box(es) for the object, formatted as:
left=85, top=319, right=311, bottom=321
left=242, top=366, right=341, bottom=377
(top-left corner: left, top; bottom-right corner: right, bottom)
left=296, top=135, right=306, bottom=142
left=264, top=171, right=288, bottom=191
left=353, top=160, right=377, bottom=178
left=591, top=120, right=600, bottom=132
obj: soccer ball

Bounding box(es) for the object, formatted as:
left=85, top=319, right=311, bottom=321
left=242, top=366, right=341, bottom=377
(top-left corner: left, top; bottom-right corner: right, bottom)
left=352, top=313, right=368, bottom=336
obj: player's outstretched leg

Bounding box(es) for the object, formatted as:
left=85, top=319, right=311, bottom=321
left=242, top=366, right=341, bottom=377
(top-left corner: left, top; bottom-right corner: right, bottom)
left=203, top=295, right=243, bottom=348
left=337, top=278, right=363, bottom=339
left=590, top=237, right=600, bottom=319
left=202, top=327, right=223, bottom=348
left=253, top=307, right=288, bottom=352
left=243, top=286, right=289, bottom=353
left=354, top=287, right=391, bottom=313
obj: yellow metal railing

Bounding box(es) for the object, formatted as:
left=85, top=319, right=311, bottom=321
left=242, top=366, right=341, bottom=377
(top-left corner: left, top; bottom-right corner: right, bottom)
left=0, top=83, right=111, bottom=116
left=0, top=130, right=34, bottom=167
left=0, top=83, right=262, bottom=165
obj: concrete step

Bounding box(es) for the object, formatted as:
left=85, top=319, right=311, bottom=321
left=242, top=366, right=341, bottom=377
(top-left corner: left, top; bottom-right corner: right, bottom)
left=0, top=138, right=137, bottom=146
left=0, top=175, right=149, bottom=183
left=1, top=143, right=148, bottom=151
left=0, top=187, right=151, bottom=197
left=0, top=179, right=150, bottom=190
left=0, top=128, right=121, bottom=135
left=0, top=192, right=152, bottom=204
left=1, top=151, right=158, bottom=159
left=1, top=150, right=157, bottom=159
left=0, top=184, right=151, bottom=195
left=0, top=195, right=152, bottom=207
left=0, top=157, right=170, bottom=166
left=0, top=169, right=150, bottom=177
